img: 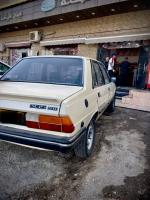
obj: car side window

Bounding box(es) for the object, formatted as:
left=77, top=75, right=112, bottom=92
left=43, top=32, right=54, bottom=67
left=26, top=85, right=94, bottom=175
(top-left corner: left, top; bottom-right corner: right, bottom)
left=92, top=61, right=104, bottom=87
left=99, top=63, right=110, bottom=84
left=91, top=61, right=98, bottom=87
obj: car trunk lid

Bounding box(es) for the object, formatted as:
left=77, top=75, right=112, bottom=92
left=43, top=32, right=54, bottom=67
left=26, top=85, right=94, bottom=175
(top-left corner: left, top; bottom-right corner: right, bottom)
left=0, top=81, right=82, bottom=115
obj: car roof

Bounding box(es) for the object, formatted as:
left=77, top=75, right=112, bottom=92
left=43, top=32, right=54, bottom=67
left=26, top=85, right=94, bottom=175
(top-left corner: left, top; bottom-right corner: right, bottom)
left=21, top=55, right=105, bottom=65
left=21, top=56, right=104, bottom=66
left=22, top=55, right=93, bottom=61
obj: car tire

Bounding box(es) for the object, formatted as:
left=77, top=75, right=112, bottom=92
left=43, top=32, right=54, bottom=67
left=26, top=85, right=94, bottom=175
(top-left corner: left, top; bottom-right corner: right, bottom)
left=106, top=96, right=115, bottom=113
left=74, top=120, right=96, bottom=158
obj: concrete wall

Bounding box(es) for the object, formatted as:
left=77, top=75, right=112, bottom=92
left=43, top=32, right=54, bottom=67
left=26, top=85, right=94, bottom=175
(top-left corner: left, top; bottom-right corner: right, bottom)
left=78, top=44, right=98, bottom=59
left=0, top=10, right=150, bottom=63
left=0, top=0, right=29, bottom=10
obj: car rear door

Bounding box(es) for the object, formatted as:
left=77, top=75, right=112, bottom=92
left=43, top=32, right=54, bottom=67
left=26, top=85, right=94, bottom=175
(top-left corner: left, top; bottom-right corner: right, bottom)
left=91, top=60, right=107, bottom=112
left=99, top=62, right=112, bottom=103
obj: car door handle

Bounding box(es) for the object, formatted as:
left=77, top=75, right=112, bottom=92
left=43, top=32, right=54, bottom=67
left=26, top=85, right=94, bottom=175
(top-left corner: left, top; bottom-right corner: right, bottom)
left=98, top=92, right=101, bottom=97
left=108, top=87, right=110, bottom=91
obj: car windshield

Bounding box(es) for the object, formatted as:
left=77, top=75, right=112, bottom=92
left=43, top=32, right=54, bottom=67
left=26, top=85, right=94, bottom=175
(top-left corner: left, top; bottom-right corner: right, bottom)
left=1, top=57, right=83, bottom=86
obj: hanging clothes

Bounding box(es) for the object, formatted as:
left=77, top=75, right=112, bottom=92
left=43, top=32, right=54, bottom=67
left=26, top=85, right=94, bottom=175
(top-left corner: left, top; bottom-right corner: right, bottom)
left=145, top=62, right=150, bottom=89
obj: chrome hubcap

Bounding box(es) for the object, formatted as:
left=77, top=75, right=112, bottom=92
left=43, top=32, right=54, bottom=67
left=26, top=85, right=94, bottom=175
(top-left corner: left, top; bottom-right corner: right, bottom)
left=87, top=124, right=94, bottom=151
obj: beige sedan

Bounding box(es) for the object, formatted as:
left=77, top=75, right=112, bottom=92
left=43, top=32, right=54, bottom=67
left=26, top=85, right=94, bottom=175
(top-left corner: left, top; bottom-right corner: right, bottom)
left=0, top=56, right=116, bottom=158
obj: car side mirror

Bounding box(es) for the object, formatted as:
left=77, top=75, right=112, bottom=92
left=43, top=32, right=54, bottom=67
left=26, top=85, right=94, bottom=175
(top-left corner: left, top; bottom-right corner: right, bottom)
left=111, top=77, right=116, bottom=83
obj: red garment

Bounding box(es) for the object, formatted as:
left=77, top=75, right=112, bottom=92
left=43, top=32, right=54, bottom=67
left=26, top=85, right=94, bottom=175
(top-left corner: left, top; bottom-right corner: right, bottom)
left=146, top=62, right=150, bottom=89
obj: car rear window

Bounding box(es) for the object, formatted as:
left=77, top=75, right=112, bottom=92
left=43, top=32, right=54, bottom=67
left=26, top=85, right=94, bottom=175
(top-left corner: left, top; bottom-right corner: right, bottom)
left=1, top=57, right=83, bottom=86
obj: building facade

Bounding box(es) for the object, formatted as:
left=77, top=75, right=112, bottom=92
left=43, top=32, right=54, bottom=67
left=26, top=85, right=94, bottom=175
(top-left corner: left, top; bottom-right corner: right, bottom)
left=0, top=0, right=150, bottom=88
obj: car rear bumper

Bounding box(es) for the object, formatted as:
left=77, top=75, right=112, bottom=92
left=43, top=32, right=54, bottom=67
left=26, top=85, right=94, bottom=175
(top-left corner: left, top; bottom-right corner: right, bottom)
left=0, top=125, right=86, bottom=153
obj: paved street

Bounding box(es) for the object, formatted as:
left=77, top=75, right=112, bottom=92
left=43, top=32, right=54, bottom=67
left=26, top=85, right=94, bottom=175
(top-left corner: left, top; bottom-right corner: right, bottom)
left=0, top=108, right=150, bottom=200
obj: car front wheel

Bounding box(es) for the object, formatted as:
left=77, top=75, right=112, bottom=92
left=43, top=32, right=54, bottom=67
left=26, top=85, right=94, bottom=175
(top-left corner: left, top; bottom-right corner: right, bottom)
left=74, top=121, right=96, bottom=158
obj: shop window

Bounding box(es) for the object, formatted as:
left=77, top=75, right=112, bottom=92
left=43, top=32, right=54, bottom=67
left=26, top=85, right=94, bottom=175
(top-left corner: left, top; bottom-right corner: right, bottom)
left=47, top=45, right=78, bottom=55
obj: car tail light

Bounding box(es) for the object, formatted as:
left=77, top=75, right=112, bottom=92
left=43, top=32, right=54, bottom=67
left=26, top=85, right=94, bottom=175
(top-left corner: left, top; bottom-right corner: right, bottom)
left=26, top=121, right=39, bottom=129
left=39, top=115, right=62, bottom=132
left=26, top=113, right=39, bottom=129
left=61, top=117, right=75, bottom=133
left=26, top=114, right=74, bottom=133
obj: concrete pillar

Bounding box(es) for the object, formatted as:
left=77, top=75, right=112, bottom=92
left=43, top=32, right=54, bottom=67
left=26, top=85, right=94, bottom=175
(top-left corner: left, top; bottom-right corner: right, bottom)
left=78, top=44, right=98, bottom=59
left=41, top=47, right=53, bottom=55
left=30, top=43, right=41, bottom=56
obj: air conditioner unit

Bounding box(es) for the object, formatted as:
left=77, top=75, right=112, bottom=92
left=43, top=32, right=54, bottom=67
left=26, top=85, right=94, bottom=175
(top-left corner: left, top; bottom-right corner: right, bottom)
left=0, top=43, right=5, bottom=52
left=29, top=31, right=41, bottom=42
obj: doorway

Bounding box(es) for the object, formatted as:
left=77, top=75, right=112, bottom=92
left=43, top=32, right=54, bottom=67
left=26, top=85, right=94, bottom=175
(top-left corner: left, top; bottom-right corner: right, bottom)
left=97, top=41, right=150, bottom=89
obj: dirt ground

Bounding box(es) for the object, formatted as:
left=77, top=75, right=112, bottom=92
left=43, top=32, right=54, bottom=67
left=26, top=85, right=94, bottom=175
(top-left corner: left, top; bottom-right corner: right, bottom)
left=0, top=107, right=150, bottom=200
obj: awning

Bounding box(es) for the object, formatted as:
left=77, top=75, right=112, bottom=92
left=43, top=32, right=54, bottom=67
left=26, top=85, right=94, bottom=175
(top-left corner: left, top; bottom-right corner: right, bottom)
left=5, top=41, right=31, bottom=48
left=85, top=33, right=150, bottom=44
left=40, top=33, right=150, bottom=47
left=40, top=38, right=85, bottom=46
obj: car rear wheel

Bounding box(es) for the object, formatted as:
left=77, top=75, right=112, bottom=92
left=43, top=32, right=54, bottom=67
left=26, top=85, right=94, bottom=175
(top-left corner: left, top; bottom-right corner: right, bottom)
left=74, top=121, right=96, bottom=158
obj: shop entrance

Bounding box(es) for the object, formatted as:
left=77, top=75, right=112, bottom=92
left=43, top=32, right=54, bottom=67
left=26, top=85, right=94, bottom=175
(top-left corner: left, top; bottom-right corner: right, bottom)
left=97, top=41, right=150, bottom=89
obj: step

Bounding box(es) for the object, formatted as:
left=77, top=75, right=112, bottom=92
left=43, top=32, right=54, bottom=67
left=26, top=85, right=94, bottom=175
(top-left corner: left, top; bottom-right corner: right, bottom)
left=129, top=89, right=150, bottom=98
left=115, top=96, right=122, bottom=100
left=116, top=89, right=150, bottom=112
left=122, top=96, right=133, bottom=104
left=116, top=91, right=129, bottom=97
left=116, top=87, right=130, bottom=93
left=116, top=99, right=150, bottom=112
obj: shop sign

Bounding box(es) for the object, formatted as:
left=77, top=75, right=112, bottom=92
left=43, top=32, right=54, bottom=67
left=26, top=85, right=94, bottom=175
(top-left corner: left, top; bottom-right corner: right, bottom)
left=0, top=11, right=23, bottom=22
left=41, top=0, right=90, bottom=12
left=41, top=0, right=56, bottom=12
left=61, top=0, right=90, bottom=6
